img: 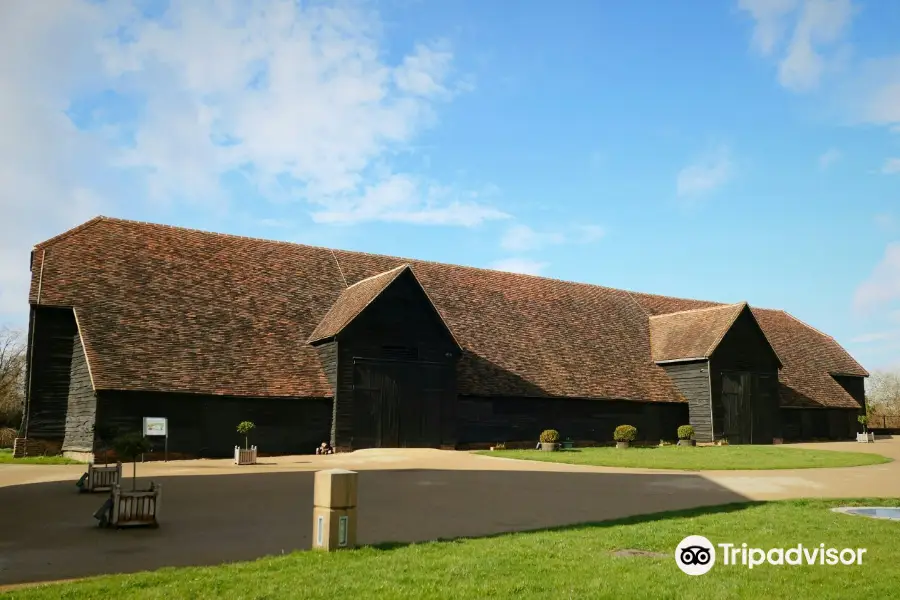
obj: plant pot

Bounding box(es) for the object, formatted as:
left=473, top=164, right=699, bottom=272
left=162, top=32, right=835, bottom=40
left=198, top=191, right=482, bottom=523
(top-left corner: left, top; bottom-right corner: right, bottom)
left=235, top=445, right=258, bottom=465
left=562, top=441, right=574, bottom=450
left=540, top=442, right=558, bottom=452
left=856, top=432, right=875, bottom=443
left=677, top=439, right=695, bottom=447
left=78, top=462, right=122, bottom=493
left=615, top=441, right=629, bottom=449
left=96, top=483, right=162, bottom=528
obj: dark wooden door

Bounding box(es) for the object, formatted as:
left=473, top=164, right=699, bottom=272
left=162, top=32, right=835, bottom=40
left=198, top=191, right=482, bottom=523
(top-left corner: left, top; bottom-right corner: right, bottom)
left=353, top=359, right=443, bottom=448
left=353, top=361, right=400, bottom=448
left=721, top=372, right=749, bottom=444
left=721, top=371, right=778, bottom=444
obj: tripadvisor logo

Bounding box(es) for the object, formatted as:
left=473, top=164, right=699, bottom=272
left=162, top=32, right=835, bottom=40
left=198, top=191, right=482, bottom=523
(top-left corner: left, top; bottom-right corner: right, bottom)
left=675, top=535, right=867, bottom=575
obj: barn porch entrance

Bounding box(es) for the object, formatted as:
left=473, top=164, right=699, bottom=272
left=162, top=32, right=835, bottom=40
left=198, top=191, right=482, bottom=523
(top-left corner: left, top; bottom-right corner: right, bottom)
left=352, top=358, right=445, bottom=448
left=720, top=371, right=777, bottom=444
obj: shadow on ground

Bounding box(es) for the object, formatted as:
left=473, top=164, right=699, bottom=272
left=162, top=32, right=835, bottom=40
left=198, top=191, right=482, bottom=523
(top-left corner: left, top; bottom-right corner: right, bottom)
left=0, top=469, right=748, bottom=586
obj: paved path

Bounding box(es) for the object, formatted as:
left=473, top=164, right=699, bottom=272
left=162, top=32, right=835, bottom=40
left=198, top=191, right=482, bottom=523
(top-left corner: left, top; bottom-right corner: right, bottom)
left=1, top=440, right=898, bottom=588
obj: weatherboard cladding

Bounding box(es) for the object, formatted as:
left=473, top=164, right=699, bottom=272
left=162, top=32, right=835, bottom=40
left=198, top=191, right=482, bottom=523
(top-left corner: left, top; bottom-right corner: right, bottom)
left=29, top=217, right=867, bottom=409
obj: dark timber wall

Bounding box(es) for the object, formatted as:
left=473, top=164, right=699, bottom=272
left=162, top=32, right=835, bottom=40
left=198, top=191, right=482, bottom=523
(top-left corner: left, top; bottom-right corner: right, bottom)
left=456, top=397, right=688, bottom=445
left=781, top=408, right=857, bottom=441
left=315, top=342, right=338, bottom=394
left=709, top=308, right=781, bottom=443
left=95, top=391, right=332, bottom=457
left=331, top=269, right=458, bottom=450
left=62, top=334, right=96, bottom=452
left=779, top=377, right=863, bottom=441
left=660, top=361, right=711, bottom=441
left=25, top=306, right=78, bottom=441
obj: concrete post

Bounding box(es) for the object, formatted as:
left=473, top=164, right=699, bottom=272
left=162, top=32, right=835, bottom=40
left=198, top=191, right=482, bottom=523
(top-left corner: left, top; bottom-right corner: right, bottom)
left=312, top=468, right=358, bottom=551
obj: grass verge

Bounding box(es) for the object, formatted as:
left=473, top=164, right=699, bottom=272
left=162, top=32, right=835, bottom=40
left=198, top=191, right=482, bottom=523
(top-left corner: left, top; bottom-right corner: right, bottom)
left=0, top=448, right=82, bottom=465
left=475, top=445, right=890, bottom=470
left=3, top=498, right=898, bottom=599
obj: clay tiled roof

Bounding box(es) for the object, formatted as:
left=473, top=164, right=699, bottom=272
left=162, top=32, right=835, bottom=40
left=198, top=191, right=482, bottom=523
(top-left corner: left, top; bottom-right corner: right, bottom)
left=632, top=293, right=867, bottom=409
left=28, top=217, right=867, bottom=409
left=308, top=265, right=409, bottom=344
left=649, top=303, right=747, bottom=362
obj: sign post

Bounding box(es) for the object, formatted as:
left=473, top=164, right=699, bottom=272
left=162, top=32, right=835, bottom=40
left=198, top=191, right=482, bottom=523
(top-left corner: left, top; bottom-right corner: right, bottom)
left=142, top=417, right=169, bottom=462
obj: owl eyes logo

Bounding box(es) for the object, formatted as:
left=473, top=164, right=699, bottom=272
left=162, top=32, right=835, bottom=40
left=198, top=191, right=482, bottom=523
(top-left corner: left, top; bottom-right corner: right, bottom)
left=675, top=535, right=716, bottom=575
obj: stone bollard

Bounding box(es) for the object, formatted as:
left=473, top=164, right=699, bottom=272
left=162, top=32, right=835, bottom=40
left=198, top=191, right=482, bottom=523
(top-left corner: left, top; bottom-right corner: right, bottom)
left=312, top=468, right=358, bottom=551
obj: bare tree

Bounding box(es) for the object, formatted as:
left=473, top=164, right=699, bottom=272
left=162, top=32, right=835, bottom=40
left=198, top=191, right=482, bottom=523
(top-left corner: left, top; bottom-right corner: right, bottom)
left=0, top=327, right=26, bottom=429
left=866, top=369, right=900, bottom=415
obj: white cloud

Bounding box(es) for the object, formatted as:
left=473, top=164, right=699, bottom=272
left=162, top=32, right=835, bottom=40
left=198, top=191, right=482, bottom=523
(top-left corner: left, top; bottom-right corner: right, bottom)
left=739, top=0, right=801, bottom=56
left=854, top=242, right=900, bottom=313
left=500, top=225, right=564, bottom=252
left=818, top=147, right=841, bottom=169
left=0, top=0, right=506, bottom=323
left=676, top=146, right=734, bottom=197
left=776, top=0, right=854, bottom=92
left=741, top=1, right=900, bottom=134
left=499, top=223, right=606, bottom=252
left=882, top=158, right=900, bottom=174
left=310, top=175, right=510, bottom=226
left=851, top=331, right=900, bottom=344
left=489, top=258, right=550, bottom=276
left=0, top=0, right=122, bottom=319
left=739, top=0, right=855, bottom=91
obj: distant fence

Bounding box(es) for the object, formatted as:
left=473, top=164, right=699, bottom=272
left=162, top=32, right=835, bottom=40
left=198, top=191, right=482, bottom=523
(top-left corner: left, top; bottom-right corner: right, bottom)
left=870, top=415, right=900, bottom=430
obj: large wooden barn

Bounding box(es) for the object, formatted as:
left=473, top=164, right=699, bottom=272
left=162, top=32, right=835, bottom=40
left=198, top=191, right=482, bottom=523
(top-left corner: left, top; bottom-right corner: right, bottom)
left=20, top=217, right=868, bottom=460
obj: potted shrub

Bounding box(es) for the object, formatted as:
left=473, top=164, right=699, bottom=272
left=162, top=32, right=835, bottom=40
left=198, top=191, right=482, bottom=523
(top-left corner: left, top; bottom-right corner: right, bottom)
left=112, top=433, right=152, bottom=492
left=539, top=429, right=560, bottom=451
left=857, top=414, right=875, bottom=443
left=98, top=433, right=161, bottom=528
left=613, top=425, right=637, bottom=449
left=235, top=420, right=258, bottom=464
left=677, top=425, right=695, bottom=446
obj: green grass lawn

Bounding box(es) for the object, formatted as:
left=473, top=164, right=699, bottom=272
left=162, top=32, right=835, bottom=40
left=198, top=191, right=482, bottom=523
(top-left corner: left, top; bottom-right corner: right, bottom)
left=475, top=445, right=890, bottom=470
left=4, top=498, right=898, bottom=599
left=0, top=448, right=82, bottom=466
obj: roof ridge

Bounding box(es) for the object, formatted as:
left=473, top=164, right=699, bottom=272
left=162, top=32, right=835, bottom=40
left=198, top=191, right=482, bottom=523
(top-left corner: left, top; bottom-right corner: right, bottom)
left=780, top=310, right=836, bottom=341
left=649, top=302, right=745, bottom=319
left=33, top=216, right=107, bottom=249
left=90, top=217, right=632, bottom=292
left=47, top=216, right=787, bottom=312
left=625, top=290, right=650, bottom=316
left=781, top=310, right=869, bottom=376
left=345, top=264, right=409, bottom=290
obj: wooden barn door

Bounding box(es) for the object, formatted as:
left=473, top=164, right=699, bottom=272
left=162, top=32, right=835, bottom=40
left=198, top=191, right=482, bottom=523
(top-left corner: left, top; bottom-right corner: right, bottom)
left=354, top=361, right=400, bottom=448
left=721, top=372, right=777, bottom=444
left=353, top=359, right=443, bottom=448
left=721, top=372, right=751, bottom=444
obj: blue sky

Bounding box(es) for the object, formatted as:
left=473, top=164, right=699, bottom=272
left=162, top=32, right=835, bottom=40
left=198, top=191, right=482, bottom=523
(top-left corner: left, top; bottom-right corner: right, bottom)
left=1, top=0, right=899, bottom=371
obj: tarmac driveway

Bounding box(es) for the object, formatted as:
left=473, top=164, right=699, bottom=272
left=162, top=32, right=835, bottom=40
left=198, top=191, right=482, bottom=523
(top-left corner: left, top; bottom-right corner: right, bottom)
left=1, top=440, right=898, bottom=587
